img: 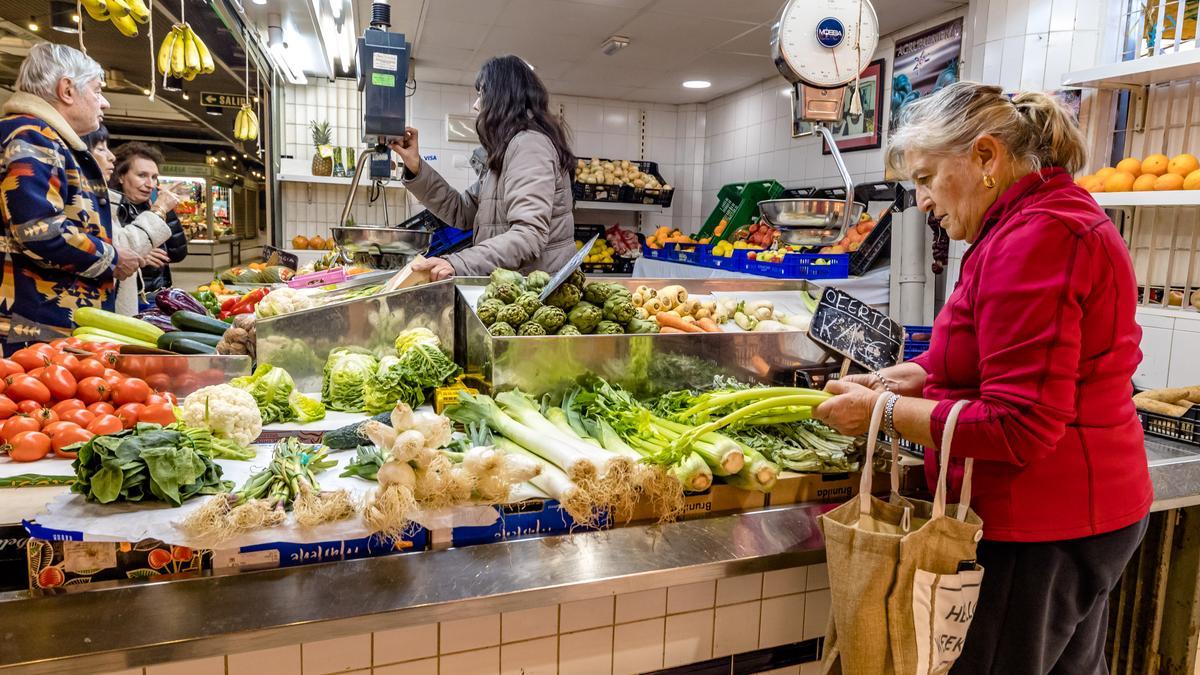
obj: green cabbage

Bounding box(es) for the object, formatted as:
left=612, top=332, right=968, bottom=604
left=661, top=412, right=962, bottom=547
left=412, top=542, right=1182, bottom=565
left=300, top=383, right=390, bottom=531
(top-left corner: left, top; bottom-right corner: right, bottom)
left=322, top=348, right=379, bottom=412
left=364, top=355, right=425, bottom=413
left=231, top=364, right=305, bottom=424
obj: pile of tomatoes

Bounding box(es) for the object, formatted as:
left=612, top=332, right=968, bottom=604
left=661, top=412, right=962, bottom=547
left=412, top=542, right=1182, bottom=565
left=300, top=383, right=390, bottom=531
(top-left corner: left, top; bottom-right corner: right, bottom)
left=0, top=339, right=176, bottom=462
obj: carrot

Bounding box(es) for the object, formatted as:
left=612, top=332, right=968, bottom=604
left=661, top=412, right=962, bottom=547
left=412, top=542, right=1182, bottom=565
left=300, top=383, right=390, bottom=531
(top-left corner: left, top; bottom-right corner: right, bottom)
left=696, top=317, right=722, bottom=333
left=656, top=312, right=704, bottom=333
left=659, top=326, right=687, bottom=333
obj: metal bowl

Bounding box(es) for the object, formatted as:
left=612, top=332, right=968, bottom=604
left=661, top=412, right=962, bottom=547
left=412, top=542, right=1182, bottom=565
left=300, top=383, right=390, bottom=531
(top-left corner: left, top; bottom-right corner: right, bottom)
left=758, top=198, right=865, bottom=246
left=331, top=226, right=433, bottom=256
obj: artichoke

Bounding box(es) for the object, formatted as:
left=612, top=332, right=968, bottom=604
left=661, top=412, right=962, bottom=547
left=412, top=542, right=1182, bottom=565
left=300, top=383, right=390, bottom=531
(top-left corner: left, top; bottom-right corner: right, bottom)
left=609, top=285, right=633, bottom=300
left=567, top=301, right=602, bottom=333
left=497, top=304, right=529, bottom=327
left=603, top=296, right=636, bottom=324
left=626, top=317, right=659, bottom=334
left=555, top=324, right=582, bottom=336
left=525, top=270, right=551, bottom=292
left=518, top=321, right=547, bottom=336
left=476, top=298, right=506, bottom=326
left=596, top=320, right=624, bottom=335
left=531, top=305, right=567, bottom=331
left=515, top=291, right=543, bottom=316
left=488, top=282, right=521, bottom=304
left=489, top=322, right=516, bottom=336
left=545, top=282, right=582, bottom=310
left=568, top=269, right=587, bottom=289
left=583, top=282, right=618, bottom=306
left=490, top=268, right=525, bottom=288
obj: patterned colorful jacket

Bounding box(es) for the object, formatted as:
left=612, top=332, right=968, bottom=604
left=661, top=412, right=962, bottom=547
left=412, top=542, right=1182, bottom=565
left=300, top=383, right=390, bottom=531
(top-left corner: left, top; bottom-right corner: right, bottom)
left=0, top=92, right=118, bottom=345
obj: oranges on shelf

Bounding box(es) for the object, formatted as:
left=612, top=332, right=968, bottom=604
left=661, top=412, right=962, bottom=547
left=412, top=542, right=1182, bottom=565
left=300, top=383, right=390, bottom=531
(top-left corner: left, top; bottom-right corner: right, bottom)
left=1169, top=153, right=1200, bottom=177
left=1185, top=169, right=1200, bottom=190
left=1076, top=153, right=1200, bottom=193
left=1156, top=173, right=1185, bottom=191
left=1142, top=154, right=1170, bottom=176
left=1133, top=174, right=1158, bottom=191
left=1116, top=157, right=1142, bottom=175
left=1104, top=171, right=1136, bottom=192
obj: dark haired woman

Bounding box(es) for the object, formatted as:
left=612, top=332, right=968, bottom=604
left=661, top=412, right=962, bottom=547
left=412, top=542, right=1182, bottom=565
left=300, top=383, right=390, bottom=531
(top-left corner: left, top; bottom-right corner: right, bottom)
left=110, top=141, right=188, bottom=297
left=392, top=55, right=576, bottom=279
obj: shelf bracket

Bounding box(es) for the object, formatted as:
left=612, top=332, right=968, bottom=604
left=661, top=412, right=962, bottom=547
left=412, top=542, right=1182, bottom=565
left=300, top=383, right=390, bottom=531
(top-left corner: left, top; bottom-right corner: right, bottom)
left=1133, top=85, right=1148, bottom=133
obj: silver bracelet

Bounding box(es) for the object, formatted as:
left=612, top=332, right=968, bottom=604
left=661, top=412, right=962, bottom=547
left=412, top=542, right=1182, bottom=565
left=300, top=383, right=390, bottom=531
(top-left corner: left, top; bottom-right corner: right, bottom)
left=873, top=370, right=894, bottom=393
left=884, top=393, right=901, bottom=439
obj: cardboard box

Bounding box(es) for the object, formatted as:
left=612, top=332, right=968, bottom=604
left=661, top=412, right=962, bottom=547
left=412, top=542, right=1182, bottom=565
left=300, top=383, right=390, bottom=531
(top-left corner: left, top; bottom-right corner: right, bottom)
left=766, top=470, right=891, bottom=507
left=627, top=483, right=768, bottom=524
left=437, top=499, right=607, bottom=549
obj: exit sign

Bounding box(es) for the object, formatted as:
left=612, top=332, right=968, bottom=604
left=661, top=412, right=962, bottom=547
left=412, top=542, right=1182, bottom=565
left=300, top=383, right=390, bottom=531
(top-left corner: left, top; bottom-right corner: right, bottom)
left=201, top=92, right=249, bottom=108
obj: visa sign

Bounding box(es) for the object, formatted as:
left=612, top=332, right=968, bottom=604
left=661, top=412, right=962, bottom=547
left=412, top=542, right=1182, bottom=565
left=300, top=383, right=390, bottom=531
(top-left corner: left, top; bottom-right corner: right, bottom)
left=816, top=17, right=845, bottom=48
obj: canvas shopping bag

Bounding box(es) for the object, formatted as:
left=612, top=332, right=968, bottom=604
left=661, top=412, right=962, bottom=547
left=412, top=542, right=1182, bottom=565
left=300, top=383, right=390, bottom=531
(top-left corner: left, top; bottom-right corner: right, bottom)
left=820, top=398, right=983, bottom=675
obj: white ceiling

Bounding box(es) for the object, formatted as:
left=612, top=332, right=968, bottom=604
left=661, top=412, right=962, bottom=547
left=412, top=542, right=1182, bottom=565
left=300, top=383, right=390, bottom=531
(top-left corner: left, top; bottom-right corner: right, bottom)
left=378, top=0, right=966, bottom=104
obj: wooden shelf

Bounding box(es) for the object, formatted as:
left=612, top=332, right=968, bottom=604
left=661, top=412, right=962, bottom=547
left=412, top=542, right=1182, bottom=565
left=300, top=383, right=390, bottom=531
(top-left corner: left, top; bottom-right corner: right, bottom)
left=1063, top=50, right=1200, bottom=89
left=1092, top=191, right=1200, bottom=207
left=574, top=201, right=663, bottom=212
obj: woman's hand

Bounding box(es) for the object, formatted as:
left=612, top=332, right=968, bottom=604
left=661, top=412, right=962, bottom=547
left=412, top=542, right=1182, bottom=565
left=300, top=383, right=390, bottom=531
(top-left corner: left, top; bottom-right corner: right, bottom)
left=151, top=185, right=182, bottom=216
left=814, top=379, right=884, bottom=436
left=142, top=248, right=170, bottom=268
left=411, top=256, right=455, bottom=281
left=387, top=127, right=422, bottom=176
left=113, top=247, right=143, bottom=281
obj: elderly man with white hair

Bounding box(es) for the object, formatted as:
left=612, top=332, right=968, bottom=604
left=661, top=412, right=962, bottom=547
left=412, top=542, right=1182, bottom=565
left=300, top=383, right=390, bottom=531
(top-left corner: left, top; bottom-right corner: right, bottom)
left=0, top=42, right=141, bottom=350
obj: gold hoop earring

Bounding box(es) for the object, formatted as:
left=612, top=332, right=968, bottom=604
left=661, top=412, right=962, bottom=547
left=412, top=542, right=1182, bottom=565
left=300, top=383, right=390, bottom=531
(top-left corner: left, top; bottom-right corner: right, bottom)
left=982, top=174, right=996, bottom=189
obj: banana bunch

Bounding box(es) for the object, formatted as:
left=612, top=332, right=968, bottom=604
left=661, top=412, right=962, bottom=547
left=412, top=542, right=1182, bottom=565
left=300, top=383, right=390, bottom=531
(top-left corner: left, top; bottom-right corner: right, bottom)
left=234, top=105, right=259, bottom=142
left=82, top=0, right=150, bottom=37
left=157, top=23, right=214, bottom=81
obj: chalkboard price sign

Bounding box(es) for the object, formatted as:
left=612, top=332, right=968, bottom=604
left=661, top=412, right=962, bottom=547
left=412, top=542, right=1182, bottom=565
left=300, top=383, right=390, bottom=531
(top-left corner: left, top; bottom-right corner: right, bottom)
left=263, top=245, right=299, bottom=271
left=807, top=287, right=904, bottom=371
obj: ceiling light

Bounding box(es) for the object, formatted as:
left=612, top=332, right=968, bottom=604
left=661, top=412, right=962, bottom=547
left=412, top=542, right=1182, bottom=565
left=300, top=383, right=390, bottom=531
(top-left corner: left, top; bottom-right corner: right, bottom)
left=181, top=92, right=190, bottom=100
left=682, top=80, right=711, bottom=89
left=781, top=87, right=792, bottom=97
left=206, top=106, right=222, bottom=116
left=251, top=0, right=266, bottom=4
left=601, top=35, right=630, bottom=56
left=142, top=88, right=151, bottom=96
left=267, top=22, right=308, bottom=85
left=27, top=17, right=38, bottom=32
left=50, top=1, right=79, bottom=33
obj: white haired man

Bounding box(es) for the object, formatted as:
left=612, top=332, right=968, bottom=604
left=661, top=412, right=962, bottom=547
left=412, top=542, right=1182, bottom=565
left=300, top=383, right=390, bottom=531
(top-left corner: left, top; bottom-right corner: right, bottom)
left=0, top=42, right=141, bottom=351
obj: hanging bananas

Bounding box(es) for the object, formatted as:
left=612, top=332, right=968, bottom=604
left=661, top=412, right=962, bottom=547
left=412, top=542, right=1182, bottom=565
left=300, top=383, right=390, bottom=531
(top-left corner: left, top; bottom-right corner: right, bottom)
left=157, top=23, right=215, bottom=80
left=85, top=0, right=149, bottom=36
left=233, top=105, right=259, bottom=142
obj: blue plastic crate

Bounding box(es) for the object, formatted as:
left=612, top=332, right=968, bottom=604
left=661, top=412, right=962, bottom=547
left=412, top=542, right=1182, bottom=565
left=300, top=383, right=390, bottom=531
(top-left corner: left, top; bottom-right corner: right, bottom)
left=903, top=324, right=933, bottom=360
left=735, top=251, right=849, bottom=279
left=427, top=225, right=473, bottom=257
left=641, top=242, right=708, bottom=266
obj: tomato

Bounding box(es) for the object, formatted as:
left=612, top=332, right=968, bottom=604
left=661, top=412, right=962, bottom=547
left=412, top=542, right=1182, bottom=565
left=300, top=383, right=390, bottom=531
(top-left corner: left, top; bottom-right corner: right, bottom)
left=9, top=348, right=49, bottom=373
left=79, top=341, right=114, bottom=354
left=0, top=396, right=16, bottom=420
left=51, top=426, right=92, bottom=458
left=25, top=367, right=45, bottom=380
left=113, top=378, right=151, bottom=406
left=76, top=377, right=109, bottom=404
left=59, top=408, right=95, bottom=427
left=51, top=353, right=80, bottom=376
left=1, top=415, right=39, bottom=443
left=197, top=369, right=226, bottom=386
left=0, top=360, right=22, bottom=377
left=95, top=349, right=119, bottom=367
left=161, top=392, right=178, bottom=406
left=6, top=375, right=50, bottom=404
left=49, top=338, right=70, bottom=351
left=16, top=400, right=41, bottom=415
left=33, top=408, right=58, bottom=429
left=120, top=356, right=147, bottom=379
left=41, top=421, right=76, bottom=437
left=27, top=343, right=55, bottom=357
left=145, top=373, right=172, bottom=392
left=115, top=403, right=143, bottom=428
left=162, top=358, right=188, bottom=376
left=175, top=374, right=198, bottom=394
left=37, top=365, right=76, bottom=401
left=103, top=369, right=124, bottom=389
left=139, top=402, right=177, bottom=426
left=144, top=393, right=169, bottom=406
left=63, top=337, right=83, bottom=348
left=86, top=401, right=114, bottom=416
left=75, top=358, right=105, bottom=379
left=87, top=414, right=122, bottom=435
left=51, top=399, right=85, bottom=415
left=9, top=431, right=51, bottom=462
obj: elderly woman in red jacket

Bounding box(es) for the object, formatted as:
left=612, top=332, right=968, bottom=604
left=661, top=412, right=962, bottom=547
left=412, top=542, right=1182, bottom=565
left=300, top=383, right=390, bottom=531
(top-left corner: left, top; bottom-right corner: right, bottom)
left=815, top=81, right=1152, bottom=674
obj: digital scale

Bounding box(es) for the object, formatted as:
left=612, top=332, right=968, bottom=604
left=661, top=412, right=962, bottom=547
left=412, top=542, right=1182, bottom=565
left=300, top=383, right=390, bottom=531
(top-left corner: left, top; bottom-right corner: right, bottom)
left=763, top=0, right=881, bottom=246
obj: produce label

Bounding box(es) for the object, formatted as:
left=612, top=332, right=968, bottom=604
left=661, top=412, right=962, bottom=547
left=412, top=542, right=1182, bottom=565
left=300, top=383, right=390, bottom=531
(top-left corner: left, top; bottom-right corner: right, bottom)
left=807, top=287, right=903, bottom=370
left=372, top=73, right=396, bottom=88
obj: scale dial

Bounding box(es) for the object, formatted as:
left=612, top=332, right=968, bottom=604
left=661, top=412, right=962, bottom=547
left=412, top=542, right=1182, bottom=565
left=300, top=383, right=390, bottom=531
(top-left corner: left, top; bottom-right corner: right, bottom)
left=771, top=0, right=880, bottom=88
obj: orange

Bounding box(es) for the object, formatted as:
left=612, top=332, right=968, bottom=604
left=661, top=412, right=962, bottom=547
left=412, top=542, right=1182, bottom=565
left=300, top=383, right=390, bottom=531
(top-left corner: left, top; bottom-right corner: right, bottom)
left=1184, top=169, right=1200, bottom=190
left=1103, top=171, right=1137, bottom=192
left=1074, top=175, right=1091, bottom=187
left=1143, top=154, right=1170, bottom=176
left=1168, top=153, right=1200, bottom=177
left=1155, top=173, right=1185, bottom=190
left=1116, top=157, right=1142, bottom=176
left=1083, top=176, right=1105, bottom=193
left=1094, top=167, right=1117, bottom=182
left=1133, top=173, right=1159, bottom=191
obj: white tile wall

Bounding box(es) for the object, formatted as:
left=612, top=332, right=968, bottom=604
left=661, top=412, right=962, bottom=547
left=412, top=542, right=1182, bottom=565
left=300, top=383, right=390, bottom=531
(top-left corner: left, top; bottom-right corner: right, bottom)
left=501, top=605, right=558, bottom=643
left=714, top=601, right=761, bottom=657
left=615, top=587, right=667, bottom=623
left=439, top=646, right=500, bottom=675
left=374, top=623, right=439, bottom=665
left=717, top=573, right=763, bottom=606
left=559, top=595, right=614, bottom=633
left=663, top=609, right=715, bottom=667
left=666, top=580, right=716, bottom=614
left=145, top=658, right=225, bottom=675
left=499, top=637, right=557, bottom=675
left=440, top=614, right=501, bottom=654
left=612, top=618, right=666, bottom=675
left=558, top=626, right=614, bottom=675
left=302, top=634, right=371, bottom=674
left=228, top=645, right=301, bottom=675
left=374, top=658, right=438, bottom=675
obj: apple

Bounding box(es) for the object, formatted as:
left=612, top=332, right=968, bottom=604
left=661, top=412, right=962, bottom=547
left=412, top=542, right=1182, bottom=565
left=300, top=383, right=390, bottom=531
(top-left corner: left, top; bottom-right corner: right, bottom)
left=747, top=251, right=758, bottom=261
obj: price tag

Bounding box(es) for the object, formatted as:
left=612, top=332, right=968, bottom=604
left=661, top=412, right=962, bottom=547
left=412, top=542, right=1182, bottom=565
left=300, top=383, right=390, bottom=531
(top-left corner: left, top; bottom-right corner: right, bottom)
left=263, top=245, right=299, bottom=270
left=539, top=233, right=598, bottom=301
left=807, top=287, right=903, bottom=371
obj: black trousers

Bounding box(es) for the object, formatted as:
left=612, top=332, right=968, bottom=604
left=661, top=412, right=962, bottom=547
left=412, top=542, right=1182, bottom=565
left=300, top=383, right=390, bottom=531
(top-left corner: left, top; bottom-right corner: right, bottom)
left=950, top=517, right=1149, bottom=675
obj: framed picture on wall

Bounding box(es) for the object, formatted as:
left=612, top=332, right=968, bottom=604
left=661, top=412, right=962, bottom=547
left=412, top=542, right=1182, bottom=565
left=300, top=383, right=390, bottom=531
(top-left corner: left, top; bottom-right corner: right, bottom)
left=821, top=58, right=886, bottom=155
left=889, top=18, right=964, bottom=134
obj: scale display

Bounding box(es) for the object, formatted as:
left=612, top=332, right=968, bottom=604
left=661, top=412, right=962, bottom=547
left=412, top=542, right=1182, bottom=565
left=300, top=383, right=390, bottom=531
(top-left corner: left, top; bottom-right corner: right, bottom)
left=772, top=0, right=879, bottom=89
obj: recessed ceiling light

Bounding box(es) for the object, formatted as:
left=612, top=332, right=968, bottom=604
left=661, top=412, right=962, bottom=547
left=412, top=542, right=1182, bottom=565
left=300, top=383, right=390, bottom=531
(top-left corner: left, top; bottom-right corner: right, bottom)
left=142, top=88, right=151, bottom=96
left=27, top=17, right=38, bottom=32
left=682, top=80, right=711, bottom=89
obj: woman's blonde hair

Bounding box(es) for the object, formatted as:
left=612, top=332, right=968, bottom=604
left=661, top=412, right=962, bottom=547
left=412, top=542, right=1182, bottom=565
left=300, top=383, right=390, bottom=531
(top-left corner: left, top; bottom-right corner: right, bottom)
left=886, top=81, right=1087, bottom=177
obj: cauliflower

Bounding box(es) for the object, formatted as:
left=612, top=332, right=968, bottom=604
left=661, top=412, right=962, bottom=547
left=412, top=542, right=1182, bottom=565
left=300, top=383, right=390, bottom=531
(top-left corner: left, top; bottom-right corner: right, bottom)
left=181, top=385, right=263, bottom=447
left=256, top=287, right=322, bottom=318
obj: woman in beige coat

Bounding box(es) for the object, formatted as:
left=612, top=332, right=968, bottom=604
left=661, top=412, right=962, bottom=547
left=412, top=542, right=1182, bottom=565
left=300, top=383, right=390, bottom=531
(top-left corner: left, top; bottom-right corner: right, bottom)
left=392, top=55, right=576, bottom=280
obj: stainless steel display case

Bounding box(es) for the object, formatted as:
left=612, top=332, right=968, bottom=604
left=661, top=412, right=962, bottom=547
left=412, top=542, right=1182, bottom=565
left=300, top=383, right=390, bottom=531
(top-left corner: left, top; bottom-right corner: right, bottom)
left=256, top=280, right=456, bottom=393
left=456, top=277, right=831, bottom=395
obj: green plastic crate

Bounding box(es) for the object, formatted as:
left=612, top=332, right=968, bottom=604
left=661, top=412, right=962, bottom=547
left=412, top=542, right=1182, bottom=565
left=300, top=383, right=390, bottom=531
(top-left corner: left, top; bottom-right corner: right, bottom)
left=696, top=180, right=785, bottom=243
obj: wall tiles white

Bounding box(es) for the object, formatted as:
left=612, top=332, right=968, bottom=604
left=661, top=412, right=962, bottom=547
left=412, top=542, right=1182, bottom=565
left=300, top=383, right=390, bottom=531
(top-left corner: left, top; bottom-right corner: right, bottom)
left=612, top=618, right=666, bottom=675
left=99, top=670, right=143, bottom=675
left=559, top=626, right=614, bottom=675
left=713, top=601, right=761, bottom=658
left=717, top=573, right=763, bottom=606
left=146, top=658, right=224, bottom=675
left=560, top=596, right=615, bottom=633
left=441, top=614, right=501, bottom=654
left=439, top=647, right=500, bottom=675
left=616, top=587, right=667, bottom=623
left=667, top=580, right=716, bottom=615
left=501, top=605, right=559, bottom=643
left=663, top=609, right=715, bottom=668
left=374, top=623, right=439, bottom=665
left=1021, top=34, right=1050, bottom=90
left=806, top=564, right=829, bottom=591
left=373, top=658, right=438, bottom=675
left=228, top=645, right=301, bottom=675
left=302, top=634, right=371, bottom=674
left=763, top=567, right=808, bottom=598
left=759, top=594, right=807, bottom=649
left=803, top=590, right=833, bottom=641
left=1049, top=0, right=1078, bottom=32
left=500, top=636, right=557, bottom=675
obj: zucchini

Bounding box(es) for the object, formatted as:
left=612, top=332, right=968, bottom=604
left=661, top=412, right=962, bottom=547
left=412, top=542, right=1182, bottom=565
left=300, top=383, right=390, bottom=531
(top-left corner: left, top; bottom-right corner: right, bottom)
left=324, top=411, right=392, bottom=449
left=157, top=331, right=222, bottom=350
left=72, top=326, right=157, bottom=349
left=74, top=306, right=163, bottom=343
left=167, top=338, right=216, bottom=355
left=170, top=310, right=230, bottom=336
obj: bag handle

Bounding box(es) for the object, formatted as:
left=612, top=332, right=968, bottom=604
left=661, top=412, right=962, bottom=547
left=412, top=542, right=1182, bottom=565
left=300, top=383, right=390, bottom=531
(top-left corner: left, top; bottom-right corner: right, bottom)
left=858, top=394, right=904, bottom=516
left=933, top=400, right=974, bottom=521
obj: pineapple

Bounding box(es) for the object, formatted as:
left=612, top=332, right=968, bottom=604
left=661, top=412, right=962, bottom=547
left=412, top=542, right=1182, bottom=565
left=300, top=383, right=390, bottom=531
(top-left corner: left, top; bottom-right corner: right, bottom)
left=310, top=120, right=334, bottom=176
